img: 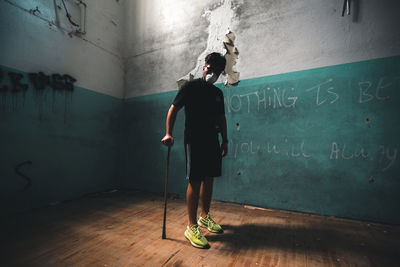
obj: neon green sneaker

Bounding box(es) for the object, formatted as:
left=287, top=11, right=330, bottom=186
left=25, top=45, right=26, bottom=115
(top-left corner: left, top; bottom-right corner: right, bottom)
left=184, top=225, right=209, bottom=248
left=198, top=213, right=223, bottom=233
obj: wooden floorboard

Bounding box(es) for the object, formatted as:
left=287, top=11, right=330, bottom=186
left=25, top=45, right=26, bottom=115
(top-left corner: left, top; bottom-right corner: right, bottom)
left=2, top=190, right=399, bottom=267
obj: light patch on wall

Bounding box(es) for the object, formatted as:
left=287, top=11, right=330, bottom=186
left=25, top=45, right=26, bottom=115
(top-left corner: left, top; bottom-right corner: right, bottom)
left=158, top=0, right=189, bottom=28
left=176, top=0, right=241, bottom=89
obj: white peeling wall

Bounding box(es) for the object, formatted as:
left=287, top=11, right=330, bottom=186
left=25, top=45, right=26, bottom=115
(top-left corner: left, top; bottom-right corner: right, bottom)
left=237, top=0, right=400, bottom=80
left=124, top=0, right=400, bottom=98
left=0, top=0, right=125, bottom=98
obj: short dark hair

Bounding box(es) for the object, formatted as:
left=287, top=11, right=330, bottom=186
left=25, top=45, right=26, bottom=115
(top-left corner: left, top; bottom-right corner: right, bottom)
left=205, top=52, right=226, bottom=72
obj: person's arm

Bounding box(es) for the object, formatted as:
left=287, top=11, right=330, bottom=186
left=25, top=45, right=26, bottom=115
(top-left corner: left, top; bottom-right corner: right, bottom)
left=161, top=104, right=181, bottom=146
left=219, top=114, right=228, bottom=157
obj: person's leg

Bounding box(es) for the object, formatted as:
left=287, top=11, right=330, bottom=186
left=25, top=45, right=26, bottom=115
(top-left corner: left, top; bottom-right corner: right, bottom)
left=185, top=179, right=209, bottom=248
left=197, top=176, right=222, bottom=233
left=200, top=177, right=214, bottom=217
left=186, top=179, right=202, bottom=227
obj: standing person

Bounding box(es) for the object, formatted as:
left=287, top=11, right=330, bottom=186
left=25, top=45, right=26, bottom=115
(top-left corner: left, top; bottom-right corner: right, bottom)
left=161, top=52, right=228, bottom=248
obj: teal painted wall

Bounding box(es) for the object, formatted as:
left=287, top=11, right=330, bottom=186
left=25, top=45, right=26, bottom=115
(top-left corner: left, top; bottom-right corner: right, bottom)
left=122, top=56, right=400, bottom=224
left=2, top=56, right=399, bottom=224
left=0, top=65, right=123, bottom=215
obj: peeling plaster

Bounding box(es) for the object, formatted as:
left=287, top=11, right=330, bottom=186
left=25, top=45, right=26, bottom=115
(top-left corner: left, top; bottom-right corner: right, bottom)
left=223, top=31, right=240, bottom=87
left=176, top=0, right=241, bottom=89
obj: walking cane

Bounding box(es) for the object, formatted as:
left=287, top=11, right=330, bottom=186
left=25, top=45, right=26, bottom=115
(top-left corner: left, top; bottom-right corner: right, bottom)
left=162, top=145, right=171, bottom=239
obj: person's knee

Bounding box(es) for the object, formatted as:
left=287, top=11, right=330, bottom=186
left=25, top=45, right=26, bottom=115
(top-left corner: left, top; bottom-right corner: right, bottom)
left=189, top=179, right=201, bottom=186
left=188, top=179, right=201, bottom=193
left=203, top=177, right=214, bottom=186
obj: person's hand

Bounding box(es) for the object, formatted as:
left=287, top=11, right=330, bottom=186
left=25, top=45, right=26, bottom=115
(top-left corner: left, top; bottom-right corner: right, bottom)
left=161, top=134, right=174, bottom=146
left=221, top=142, right=228, bottom=157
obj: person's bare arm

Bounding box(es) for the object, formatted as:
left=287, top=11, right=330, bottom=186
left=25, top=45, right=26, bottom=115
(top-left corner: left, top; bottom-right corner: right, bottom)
left=219, top=114, right=228, bottom=157
left=161, top=104, right=181, bottom=146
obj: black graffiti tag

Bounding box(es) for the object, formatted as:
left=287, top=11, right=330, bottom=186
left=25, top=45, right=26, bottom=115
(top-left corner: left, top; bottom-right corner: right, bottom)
left=52, top=74, right=76, bottom=91
left=8, top=72, right=28, bottom=93
left=29, top=72, right=50, bottom=91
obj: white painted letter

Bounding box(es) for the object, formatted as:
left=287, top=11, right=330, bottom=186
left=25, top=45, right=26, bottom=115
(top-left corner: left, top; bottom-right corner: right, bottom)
left=257, top=90, right=266, bottom=111
left=376, top=77, right=391, bottom=101
left=230, top=95, right=241, bottom=112
left=359, top=81, right=373, bottom=103
left=330, top=142, right=340, bottom=159
left=383, top=148, right=397, bottom=171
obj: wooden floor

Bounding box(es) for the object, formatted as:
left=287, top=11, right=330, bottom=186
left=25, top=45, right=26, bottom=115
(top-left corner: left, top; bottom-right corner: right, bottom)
left=2, top=190, right=399, bottom=267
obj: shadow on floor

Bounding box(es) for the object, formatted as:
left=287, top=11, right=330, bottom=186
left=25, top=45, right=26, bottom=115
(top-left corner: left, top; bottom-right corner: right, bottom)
left=204, top=223, right=399, bottom=265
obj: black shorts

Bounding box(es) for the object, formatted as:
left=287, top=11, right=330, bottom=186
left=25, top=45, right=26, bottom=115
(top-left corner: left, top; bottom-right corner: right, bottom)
left=184, top=138, right=222, bottom=180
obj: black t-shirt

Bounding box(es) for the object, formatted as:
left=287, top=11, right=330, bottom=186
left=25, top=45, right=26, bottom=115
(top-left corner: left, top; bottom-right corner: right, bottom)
left=173, top=78, right=225, bottom=144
